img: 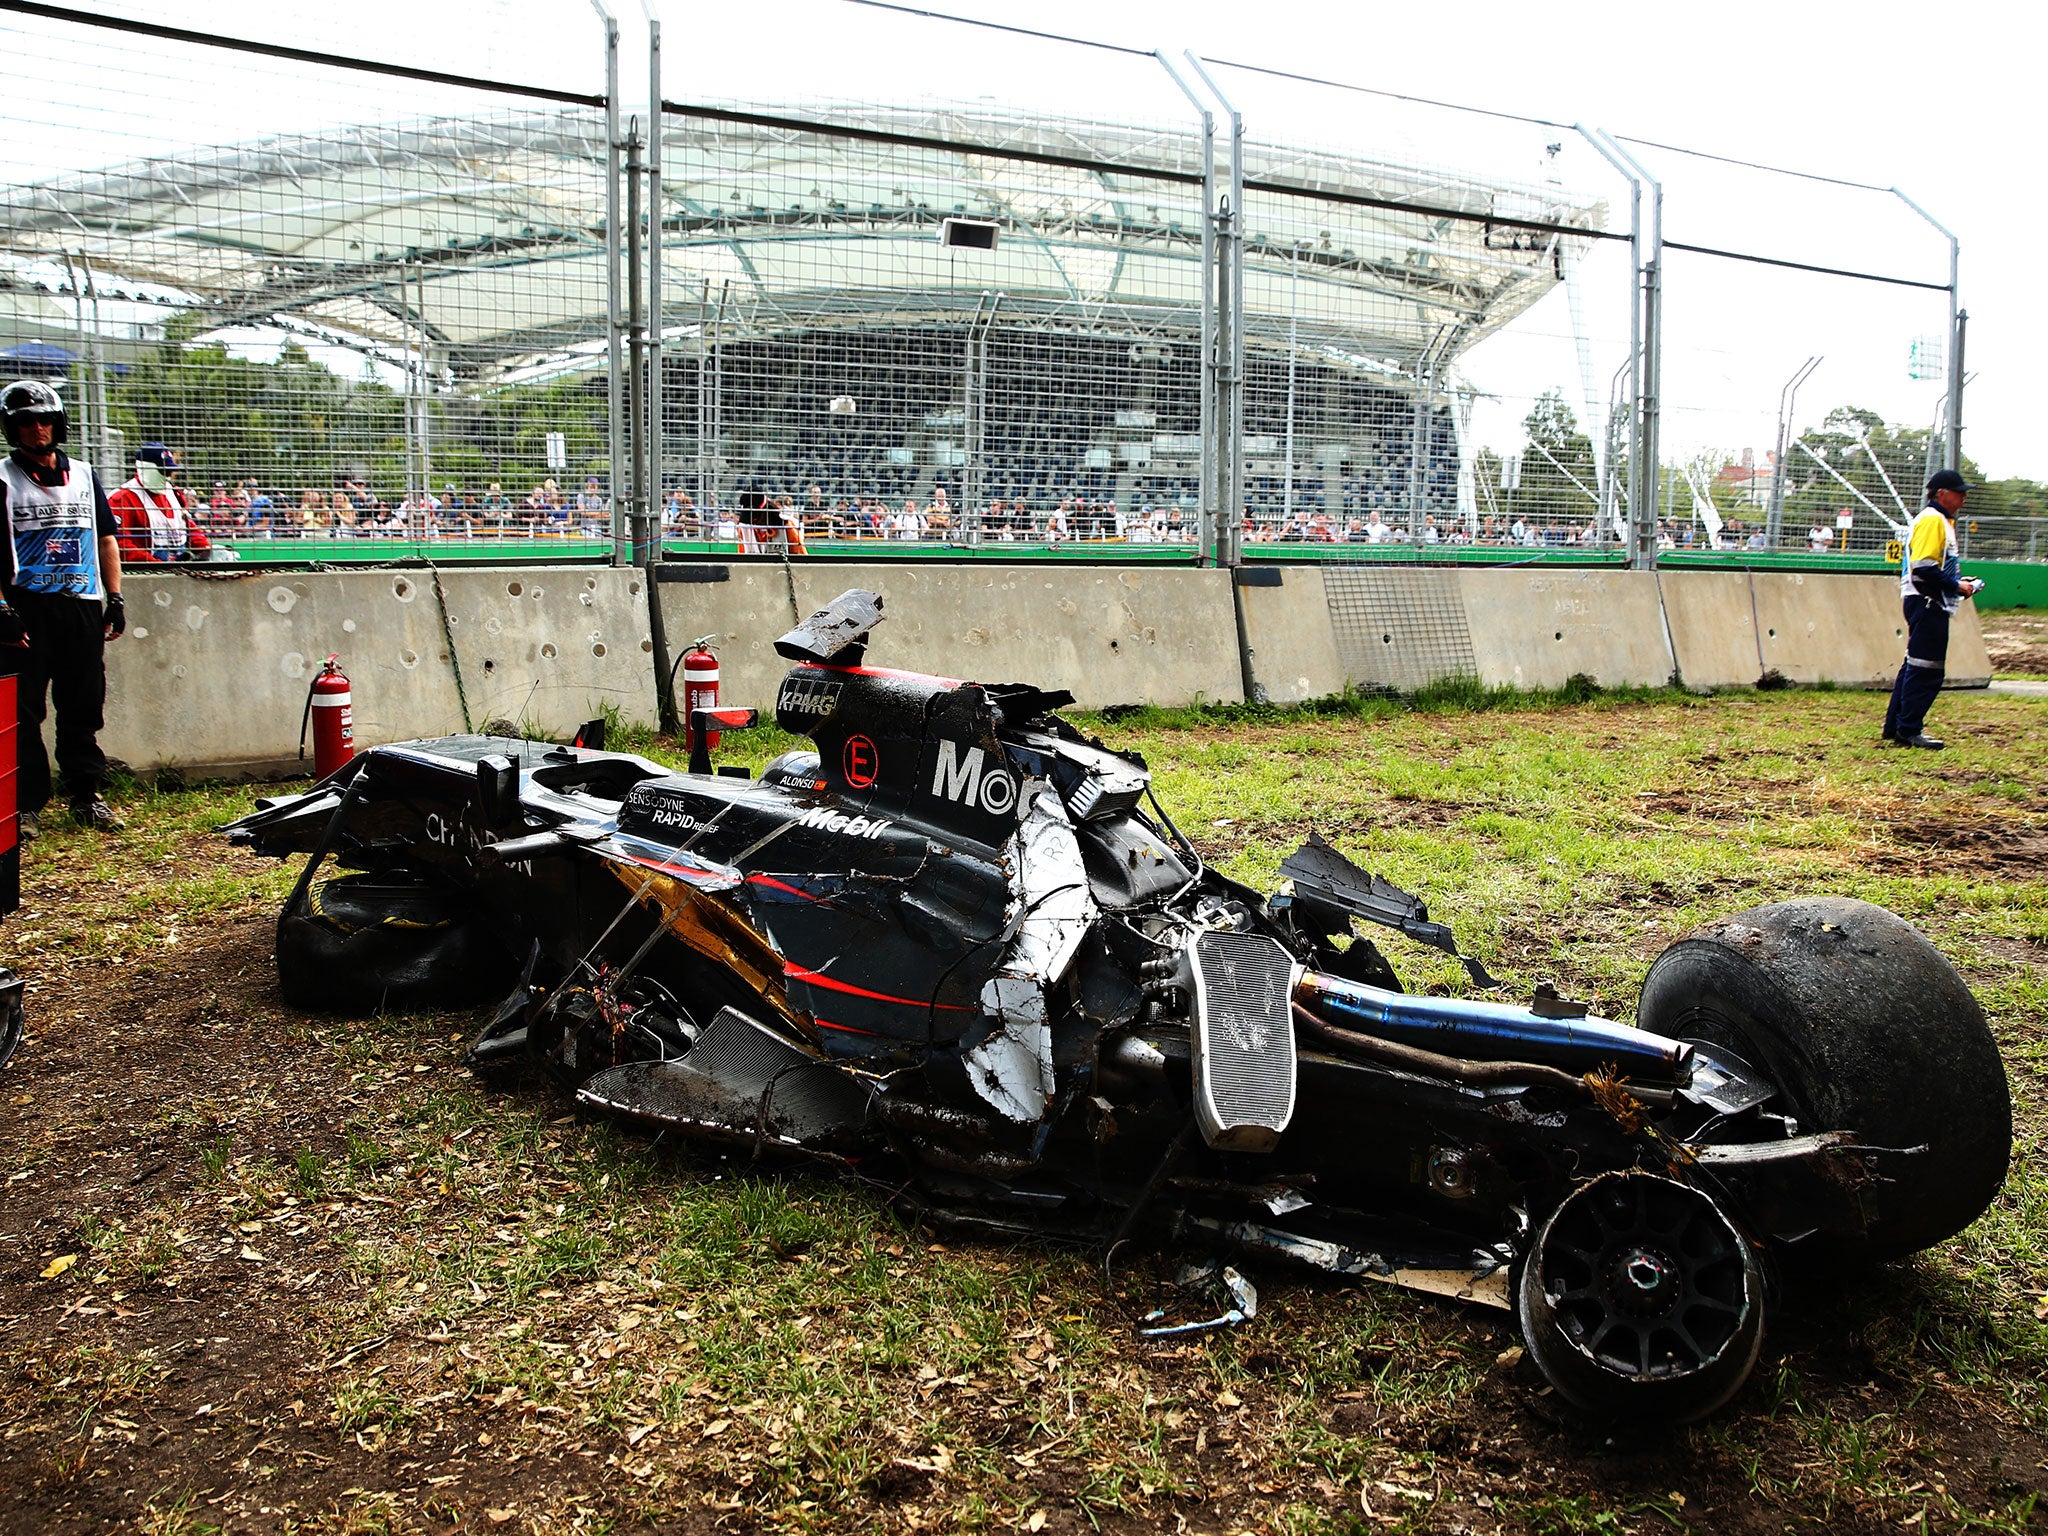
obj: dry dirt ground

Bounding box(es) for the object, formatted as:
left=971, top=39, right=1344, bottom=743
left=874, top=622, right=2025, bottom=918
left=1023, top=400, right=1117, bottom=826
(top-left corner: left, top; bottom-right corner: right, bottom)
left=1982, top=611, right=2048, bottom=678
left=1, top=690, right=2045, bottom=1535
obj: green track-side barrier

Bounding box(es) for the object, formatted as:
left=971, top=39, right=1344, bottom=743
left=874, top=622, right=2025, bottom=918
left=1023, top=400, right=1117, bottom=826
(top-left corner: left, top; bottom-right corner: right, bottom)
left=193, top=534, right=2045, bottom=606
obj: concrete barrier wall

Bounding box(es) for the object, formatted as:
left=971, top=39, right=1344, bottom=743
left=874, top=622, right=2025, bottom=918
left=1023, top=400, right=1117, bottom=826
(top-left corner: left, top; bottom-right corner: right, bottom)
left=658, top=563, right=1244, bottom=711
left=1750, top=572, right=1907, bottom=687
left=1237, top=567, right=1348, bottom=704
left=1658, top=569, right=1998, bottom=691
left=1457, top=569, right=1676, bottom=689
left=97, top=561, right=1992, bottom=776
left=104, top=566, right=655, bottom=772
left=1659, top=571, right=1767, bottom=689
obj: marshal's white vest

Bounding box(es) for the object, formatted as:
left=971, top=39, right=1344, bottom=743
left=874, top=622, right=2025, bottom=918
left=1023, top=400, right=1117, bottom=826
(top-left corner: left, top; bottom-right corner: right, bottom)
left=0, top=454, right=104, bottom=600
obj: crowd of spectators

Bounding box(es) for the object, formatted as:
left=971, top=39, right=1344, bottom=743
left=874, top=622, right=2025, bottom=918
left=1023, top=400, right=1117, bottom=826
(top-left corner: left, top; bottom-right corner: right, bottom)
left=175, top=475, right=620, bottom=540
left=173, top=472, right=1860, bottom=555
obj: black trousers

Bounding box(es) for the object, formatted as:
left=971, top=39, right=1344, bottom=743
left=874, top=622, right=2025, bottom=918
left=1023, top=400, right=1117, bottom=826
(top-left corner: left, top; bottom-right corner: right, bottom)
left=1883, top=594, right=1950, bottom=740
left=10, top=589, right=107, bottom=812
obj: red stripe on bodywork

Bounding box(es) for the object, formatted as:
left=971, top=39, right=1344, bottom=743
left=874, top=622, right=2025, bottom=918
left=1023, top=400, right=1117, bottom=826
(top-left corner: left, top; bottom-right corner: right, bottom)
left=746, top=873, right=818, bottom=901
left=817, top=662, right=967, bottom=688
left=784, top=963, right=977, bottom=1012
left=812, top=1017, right=881, bottom=1036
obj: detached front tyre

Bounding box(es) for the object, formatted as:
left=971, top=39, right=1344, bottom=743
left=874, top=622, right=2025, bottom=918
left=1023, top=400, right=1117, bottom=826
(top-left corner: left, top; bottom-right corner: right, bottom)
left=278, top=870, right=513, bottom=1013
left=1518, top=1171, right=1766, bottom=1421
left=1639, top=897, right=2010, bottom=1260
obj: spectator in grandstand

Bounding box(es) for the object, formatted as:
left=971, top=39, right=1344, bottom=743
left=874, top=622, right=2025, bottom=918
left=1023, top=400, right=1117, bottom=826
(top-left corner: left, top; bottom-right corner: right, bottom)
left=576, top=476, right=608, bottom=531
left=1808, top=518, right=1836, bottom=554
left=1045, top=501, right=1069, bottom=544
left=1745, top=525, right=1768, bottom=552
left=711, top=504, right=740, bottom=543
left=1166, top=507, right=1186, bottom=542
left=1421, top=514, right=1440, bottom=545
left=1344, top=517, right=1366, bottom=542
left=291, top=487, right=324, bottom=536
left=1479, top=515, right=1499, bottom=544
left=1365, top=510, right=1390, bottom=544
left=111, top=445, right=213, bottom=565
left=1510, top=514, right=1529, bottom=545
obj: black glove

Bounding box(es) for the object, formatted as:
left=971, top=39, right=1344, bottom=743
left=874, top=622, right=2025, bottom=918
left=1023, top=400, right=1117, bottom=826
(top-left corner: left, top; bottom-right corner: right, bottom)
left=103, top=594, right=126, bottom=638
left=0, top=602, right=24, bottom=649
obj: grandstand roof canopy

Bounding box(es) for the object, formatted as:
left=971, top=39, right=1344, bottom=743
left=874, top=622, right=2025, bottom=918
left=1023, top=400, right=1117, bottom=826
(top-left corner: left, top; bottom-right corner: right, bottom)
left=0, top=104, right=1605, bottom=390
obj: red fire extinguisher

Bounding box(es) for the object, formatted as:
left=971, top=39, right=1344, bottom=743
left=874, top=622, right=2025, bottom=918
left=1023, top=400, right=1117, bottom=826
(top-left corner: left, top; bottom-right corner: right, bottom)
left=298, top=654, right=355, bottom=778
left=681, top=635, right=720, bottom=758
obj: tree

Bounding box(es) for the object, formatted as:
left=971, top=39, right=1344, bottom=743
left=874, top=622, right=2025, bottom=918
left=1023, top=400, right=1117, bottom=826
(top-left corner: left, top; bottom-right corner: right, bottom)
left=1515, top=390, right=1600, bottom=530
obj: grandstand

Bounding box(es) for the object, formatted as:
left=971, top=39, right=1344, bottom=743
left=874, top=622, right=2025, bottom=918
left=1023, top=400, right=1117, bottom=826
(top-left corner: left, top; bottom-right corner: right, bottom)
left=0, top=103, right=1600, bottom=528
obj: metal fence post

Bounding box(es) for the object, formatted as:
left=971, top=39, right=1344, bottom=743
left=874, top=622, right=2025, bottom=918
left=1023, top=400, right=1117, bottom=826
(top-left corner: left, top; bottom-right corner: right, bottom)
left=1154, top=51, right=1216, bottom=566
left=1891, top=189, right=1960, bottom=472
left=1578, top=127, right=1643, bottom=559
left=1596, top=131, right=1662, bottom=570
left=592, top=0, right=627, bottom=566
left=625, top=121, right=648, bottom=561
left=641, top=9, right=676, bottom=731
left=1185, top=54, right=1243, bottom=569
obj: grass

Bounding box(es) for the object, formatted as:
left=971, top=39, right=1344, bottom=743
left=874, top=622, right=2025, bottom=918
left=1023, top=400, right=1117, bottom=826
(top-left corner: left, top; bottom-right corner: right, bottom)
left=2, top=678, right=2044, bottom=1533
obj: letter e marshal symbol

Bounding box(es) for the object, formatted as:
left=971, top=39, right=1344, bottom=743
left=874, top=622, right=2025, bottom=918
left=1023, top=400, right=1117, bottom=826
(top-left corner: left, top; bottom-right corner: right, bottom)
left=842, top=734, right=878, bottom=788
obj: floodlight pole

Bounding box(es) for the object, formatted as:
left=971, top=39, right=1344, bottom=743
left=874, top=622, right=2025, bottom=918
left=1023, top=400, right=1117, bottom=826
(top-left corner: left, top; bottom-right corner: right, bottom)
left=593, top=0, right=628, bottom=566
left=1153, top=50, right=1217, bottom=565
left=1891, top=188, right=1960, bottom=472
left=1766, top=355, right=1820, bottom=547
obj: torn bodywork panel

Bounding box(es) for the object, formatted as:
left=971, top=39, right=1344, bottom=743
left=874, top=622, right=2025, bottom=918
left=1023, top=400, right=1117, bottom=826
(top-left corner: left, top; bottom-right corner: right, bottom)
left=224, top=587, right=2012, bottom=1423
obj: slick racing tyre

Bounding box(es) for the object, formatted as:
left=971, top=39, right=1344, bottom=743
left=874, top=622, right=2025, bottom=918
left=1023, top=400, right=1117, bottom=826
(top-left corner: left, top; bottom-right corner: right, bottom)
left=1638, top=897, right=2010, bottom=1261
left=278, top=870, right=512, bottom=1013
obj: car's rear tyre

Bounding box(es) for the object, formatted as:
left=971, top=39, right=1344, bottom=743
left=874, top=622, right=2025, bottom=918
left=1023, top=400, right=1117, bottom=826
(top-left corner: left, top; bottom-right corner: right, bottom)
left=1518, top=1170, right=1766, bottom=1422
left=278, top=870, right=513, bottom=1013
left=1638, top=897, right=2010, bottom=1260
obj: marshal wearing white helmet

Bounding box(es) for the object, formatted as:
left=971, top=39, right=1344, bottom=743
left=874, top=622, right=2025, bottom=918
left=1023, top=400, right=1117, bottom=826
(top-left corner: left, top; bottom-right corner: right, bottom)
left=109, top=443, right=213, bottom=565
left=0, top=379, right=126, bottom=836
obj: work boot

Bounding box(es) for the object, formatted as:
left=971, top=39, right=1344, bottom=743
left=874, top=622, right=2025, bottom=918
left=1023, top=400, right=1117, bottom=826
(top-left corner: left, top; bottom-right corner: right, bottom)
left=1899, top=733, right=1946, bottom=751
left=16, top=808, right=37, bottom=844
left=71, top=796, right=125, bottom=832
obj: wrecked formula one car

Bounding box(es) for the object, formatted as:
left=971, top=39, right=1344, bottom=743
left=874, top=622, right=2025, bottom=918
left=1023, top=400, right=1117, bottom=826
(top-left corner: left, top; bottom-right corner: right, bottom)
left=224, top=589, right=2012, bottom=1420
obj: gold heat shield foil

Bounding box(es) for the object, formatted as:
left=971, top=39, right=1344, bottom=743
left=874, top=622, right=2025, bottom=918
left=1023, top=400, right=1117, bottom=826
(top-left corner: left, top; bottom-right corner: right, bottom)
left=598, top=856, right=811, bottom=1043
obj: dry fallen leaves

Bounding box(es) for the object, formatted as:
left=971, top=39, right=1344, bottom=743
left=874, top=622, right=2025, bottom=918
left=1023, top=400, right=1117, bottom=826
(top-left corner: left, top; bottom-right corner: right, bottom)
left=39, top=1253, right=77, bottom=1280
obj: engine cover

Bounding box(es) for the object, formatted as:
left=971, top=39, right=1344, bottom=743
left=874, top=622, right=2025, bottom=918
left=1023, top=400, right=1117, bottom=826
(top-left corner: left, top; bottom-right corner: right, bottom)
left=1190, top=931, right=1300, bottom=1153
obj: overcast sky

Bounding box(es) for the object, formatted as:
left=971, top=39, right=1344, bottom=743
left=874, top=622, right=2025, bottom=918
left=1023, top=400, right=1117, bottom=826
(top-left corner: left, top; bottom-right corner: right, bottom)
left=14, top=0, right=2041, bottom=482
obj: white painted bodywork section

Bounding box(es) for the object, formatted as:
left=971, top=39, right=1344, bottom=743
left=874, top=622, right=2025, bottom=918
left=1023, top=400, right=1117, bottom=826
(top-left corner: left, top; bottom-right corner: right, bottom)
left=967, top=779, right=1097, bottom=1123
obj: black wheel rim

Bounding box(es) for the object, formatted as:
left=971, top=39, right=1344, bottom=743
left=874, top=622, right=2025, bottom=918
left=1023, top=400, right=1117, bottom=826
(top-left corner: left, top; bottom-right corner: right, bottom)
left=1537, top=1173, right=1755, bottom=1383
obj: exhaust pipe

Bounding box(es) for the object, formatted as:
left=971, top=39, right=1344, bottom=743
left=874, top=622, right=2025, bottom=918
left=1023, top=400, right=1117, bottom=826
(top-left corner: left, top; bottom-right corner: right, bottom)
left=1295, top=971, right=1692, bottom=1085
